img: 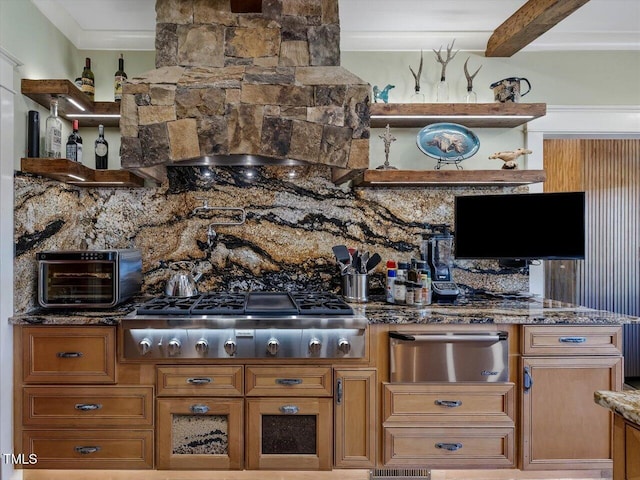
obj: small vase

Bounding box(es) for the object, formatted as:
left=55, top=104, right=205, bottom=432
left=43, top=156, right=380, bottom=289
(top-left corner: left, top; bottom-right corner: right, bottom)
left=436, top=79, right=449, bottom=102
left=410, top=91, right=425, bottom=103
left=465, top=88, right=477, bottom=103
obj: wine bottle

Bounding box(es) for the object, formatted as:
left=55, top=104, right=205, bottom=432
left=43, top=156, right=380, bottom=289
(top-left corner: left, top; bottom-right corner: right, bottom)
left=81, top=57, right=95, bottom=100
left=114, top=54, right=127, bottom=102
left=66, top=120, right=83, bottom=163
left=94, top=124, right=109, bottom=169
left=44, top=99, right=62, bottom=158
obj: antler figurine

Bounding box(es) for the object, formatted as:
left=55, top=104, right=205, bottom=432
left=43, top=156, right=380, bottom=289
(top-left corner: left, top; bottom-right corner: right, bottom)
left=463, top=57, right=482, bottom=92
left=409, top=50, right=424, bottom=94
left=433, top=39, right=459, bottom=81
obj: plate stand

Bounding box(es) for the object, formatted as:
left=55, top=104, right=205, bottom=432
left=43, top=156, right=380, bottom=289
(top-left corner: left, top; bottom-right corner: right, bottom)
left=434, top=156, right=465, bottom=170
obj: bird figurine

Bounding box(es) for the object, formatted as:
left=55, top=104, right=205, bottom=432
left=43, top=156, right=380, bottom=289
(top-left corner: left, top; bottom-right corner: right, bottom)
left=373, top=84, right=395, bottom=103
left=489, top=148, right=532, bottom=169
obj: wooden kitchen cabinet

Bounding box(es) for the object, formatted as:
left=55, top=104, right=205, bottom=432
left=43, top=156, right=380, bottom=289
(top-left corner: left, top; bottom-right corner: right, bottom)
left=520, top=325, right=623, bottom=471
left=156, top=397, right=244, bottom=470
left=613, top=414, right=640, bottom=480
left=334, top=368, right=376, bottom=468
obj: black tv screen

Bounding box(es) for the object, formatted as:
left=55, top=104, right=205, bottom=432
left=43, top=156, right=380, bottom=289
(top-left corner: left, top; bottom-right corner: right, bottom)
left=454, top=192, right=585, bottom=260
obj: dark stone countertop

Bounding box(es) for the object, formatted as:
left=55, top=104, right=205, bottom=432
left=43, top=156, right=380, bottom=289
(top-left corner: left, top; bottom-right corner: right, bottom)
left=8, top=293, right=640, bottom=326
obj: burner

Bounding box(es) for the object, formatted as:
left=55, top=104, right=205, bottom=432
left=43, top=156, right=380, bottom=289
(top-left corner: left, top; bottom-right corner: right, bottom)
left=191, top=292, right=247, bottom=315
left=136, top=295, right=199, bottom=315
left=290, top=292, right=353, bottom=315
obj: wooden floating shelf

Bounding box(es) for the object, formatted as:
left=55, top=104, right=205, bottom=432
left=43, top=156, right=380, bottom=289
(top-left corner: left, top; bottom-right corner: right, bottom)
left=21, top=79, right=120, bottom=128
left=370, top=103, right=546, bottom=128
left=350, top=169, right=547, bottom=187
left=21, top=158, right=145, bottom=187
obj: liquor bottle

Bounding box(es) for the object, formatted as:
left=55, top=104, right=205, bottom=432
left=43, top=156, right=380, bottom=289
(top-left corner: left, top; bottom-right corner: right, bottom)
left=94, top=124, right=108, bottom=169
left=114, top=53, right=127, bottom=102
left=66, top=120, right=83, bottom=163
left=44, top=99, right=63, bottom=158
left=81, top=57, right=95, bottom=100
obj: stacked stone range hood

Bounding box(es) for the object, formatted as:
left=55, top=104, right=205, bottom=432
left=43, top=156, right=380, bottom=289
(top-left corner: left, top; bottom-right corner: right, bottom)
left=120, top=0, right=370, bottom=181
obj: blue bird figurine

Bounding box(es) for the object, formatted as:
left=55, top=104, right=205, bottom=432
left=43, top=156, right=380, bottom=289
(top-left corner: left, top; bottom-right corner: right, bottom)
left=373, top=84, right=395, bottom=103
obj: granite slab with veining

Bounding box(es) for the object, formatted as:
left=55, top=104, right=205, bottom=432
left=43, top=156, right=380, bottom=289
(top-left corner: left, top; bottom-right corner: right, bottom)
left=594, top=390, right=640, bottom=426
left=10, top=294, right=639, bottom=326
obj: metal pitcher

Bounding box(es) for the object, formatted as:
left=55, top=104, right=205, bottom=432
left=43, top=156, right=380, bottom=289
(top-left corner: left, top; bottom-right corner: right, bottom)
left=490, top=77, right=531, bottom=103
left=165, top=261, right=202, bottom=297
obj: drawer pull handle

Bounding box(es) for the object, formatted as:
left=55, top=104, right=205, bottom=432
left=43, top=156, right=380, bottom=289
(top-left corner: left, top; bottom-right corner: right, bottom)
left=276, top=378, right=302, bottom=386
left=559, top=337, right=587, bottom=343
left=336, top=378, right=343, bottom=405
left=524, top=366, right=534, bottom=393
left=187, top=377, right=212, bottom=385
left=435, top=400, right=462, bottom=408
left=435, top=442, right=462, bottom=451
left=75, top=403, right=102, bottom=411
left=190, top=404, right=210, bottom=414
left=75, top=446, right=100, bottom=455
left=57, top=352, right=83, bottom=358
left=280, top=405, right=299, bottom=415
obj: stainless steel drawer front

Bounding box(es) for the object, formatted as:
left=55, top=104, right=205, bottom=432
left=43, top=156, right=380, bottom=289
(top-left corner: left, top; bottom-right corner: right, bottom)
left=389, top=331, right=509, bottom=383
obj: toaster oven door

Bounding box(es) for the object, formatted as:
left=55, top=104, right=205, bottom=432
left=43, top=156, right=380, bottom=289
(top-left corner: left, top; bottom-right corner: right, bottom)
left=39, top=261, right=117, bottom=307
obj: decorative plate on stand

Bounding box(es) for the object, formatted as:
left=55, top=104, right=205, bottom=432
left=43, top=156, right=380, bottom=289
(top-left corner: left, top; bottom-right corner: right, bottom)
left=416, top=122, right=480, bottom=169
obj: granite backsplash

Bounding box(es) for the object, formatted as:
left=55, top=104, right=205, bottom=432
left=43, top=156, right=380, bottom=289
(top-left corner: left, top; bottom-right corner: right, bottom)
left=14, top=166, right=527, bottom=314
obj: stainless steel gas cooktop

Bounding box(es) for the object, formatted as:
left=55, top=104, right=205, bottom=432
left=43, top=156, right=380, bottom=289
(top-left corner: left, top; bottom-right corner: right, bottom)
left=122, top=292, right=367, bottom=360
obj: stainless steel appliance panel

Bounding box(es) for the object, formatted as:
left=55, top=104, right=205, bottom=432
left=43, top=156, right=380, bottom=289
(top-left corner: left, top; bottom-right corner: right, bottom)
left=389, top=331, right=509, bottom=383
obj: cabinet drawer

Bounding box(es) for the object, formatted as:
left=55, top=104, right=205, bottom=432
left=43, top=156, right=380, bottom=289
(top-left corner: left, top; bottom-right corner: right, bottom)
left=522, top=326, right=622, bottom=356
left=22, top=326, right=116, bottom=384
left=245, top=366, right=332, bottom=397
left=384, top=426, right=515, bottom=468
left=157, top=366, right=243, bottom=397
left=383, top=383, right=514, bottom=424
left=23, top=386, right=153, bottom=427
left=22, top=429, right=153, bottom=469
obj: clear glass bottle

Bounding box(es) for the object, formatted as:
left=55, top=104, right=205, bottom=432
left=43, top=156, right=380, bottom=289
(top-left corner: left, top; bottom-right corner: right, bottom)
left=94, top=124, right=108, bottom=169
left=44, top=99, right=62, bottom=158
left=465, top=87, right=477, bottom=103
left=114, top=53, right=127, bottom=102
left=81, top=57, right=95, bottom=100
left=66, top=119, right=83, bottom=163
left=436, top=78, right=449, bottom=102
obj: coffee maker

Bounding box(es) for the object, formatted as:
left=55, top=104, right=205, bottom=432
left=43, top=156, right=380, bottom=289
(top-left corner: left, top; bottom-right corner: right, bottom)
left=421, top=224, right=459, bottom=301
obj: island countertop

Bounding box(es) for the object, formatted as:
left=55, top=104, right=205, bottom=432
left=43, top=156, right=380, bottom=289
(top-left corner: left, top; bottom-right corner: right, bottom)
left=9, top=293, right=639, bottom=326
left=595, top=390, right=640, bottom=426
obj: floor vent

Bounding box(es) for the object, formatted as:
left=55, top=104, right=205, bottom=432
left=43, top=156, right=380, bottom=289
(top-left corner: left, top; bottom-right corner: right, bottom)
left=370, top=468, right=431, bottom=479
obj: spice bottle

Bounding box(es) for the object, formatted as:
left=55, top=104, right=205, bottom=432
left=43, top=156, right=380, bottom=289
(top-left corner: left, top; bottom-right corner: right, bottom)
left=386, top=260, right=397, bottom=304
left=393, top=279, right=406, bottom=305
left=405, top=282, right=415, bottom=306
left=417, top=260, right=432, bottom=305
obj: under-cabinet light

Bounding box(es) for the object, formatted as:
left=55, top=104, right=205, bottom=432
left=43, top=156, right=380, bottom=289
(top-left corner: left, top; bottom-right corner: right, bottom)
left=66, top=98, right=86, bottom=112
left=66, top=114, right=121, bottom=119
left=67, top=174, right=86, bottom=181
left=370, top=115, right=535, bottom=120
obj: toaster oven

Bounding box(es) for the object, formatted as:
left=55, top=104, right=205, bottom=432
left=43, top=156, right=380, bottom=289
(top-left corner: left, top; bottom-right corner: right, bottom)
left=37, top=249, right=142, bottom=308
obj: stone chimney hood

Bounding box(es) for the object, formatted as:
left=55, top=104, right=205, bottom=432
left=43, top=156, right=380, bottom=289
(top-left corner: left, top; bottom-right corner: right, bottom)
left=120, top=0, right=370, bottom=182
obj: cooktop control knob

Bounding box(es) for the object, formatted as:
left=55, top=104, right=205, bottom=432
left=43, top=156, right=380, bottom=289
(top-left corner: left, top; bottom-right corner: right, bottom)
left=266, top=338, right=280, bottom=356
left=308, top=338, right=322, bottom=355
left=138, top=337, right=152, bottom=356
left=167, top=338, right=182, bottom=356
left=337, top=338, right=351, bottom=355
left=224, top=339, right=237, bottom=357
left=195, top=338, right=209, bottom=355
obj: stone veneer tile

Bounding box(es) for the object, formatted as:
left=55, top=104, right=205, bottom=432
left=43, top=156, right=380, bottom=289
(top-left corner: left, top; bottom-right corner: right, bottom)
left=321, top=0, right=339, bottom=23
left=296, top=66, right=367, bottom=86
left=280, top=15, right=308, bottom=41
left=308, top=24, right=340, bottom=66
left=178, top=25, right=225, bottom=67
left=279, top=41, right=310, bottom=66
left=156, top=23, right=179, bottom=68
left=282, top=0, right=322, bottom=17
left=139, top=123, right=170, bottom=166
left=122, top=83, right=149, bottom=95
left=134, top=66, right=185, bottom=85
left=120, top=94, right=139, bottom=138
left=314, top=85, right=346, bottom=106
left=138, top=105, right=177, bottom=125
left=119, top=137, right=143, bottom=168
left=244, top=66, right=296, bottom=85
left=228, top=104, right=264, bottom=154
left=156, top=0, right=194, bottom=24
left=150, top=84, right=177, bottom=106
left=289, top=120, right=322, bottom=163
left=224, top=26, right=281, bottom=58
left=225, top=88, right=241, bottom=103
left=307, top=106, right=344, bottom=126
left=320, top=125, right=352, bottom=167
left=281, top=106, right=307, bottom=120
left=346, top=138, right=369, bottom=170
left=193, top=0, right=236, bottom=25
left=168, top=118, right=200, bottom=160
left=198, top=116, right=229, bottom=155
left=176, top=87, right=226, bottom=118
left=253, top=57, right=280, bottom=67
left=241, top=84, right=313, bottom=106
left=261, top=117, right=293, bottom=158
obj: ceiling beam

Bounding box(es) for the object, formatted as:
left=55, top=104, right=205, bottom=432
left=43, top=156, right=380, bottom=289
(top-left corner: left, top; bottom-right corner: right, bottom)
left=485, top=0, right=591, bottom=57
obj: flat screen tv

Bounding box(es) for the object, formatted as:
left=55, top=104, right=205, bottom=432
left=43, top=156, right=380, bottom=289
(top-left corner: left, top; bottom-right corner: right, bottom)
left=454, top=191, right=585, bottom=260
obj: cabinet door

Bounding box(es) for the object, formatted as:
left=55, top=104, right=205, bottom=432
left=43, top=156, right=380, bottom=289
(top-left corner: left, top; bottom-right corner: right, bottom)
left=521, top=355, right=622, bottom=470
left=334, top=368, right=376, bottom=468
left=156, top=397, right=243, bottom=470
